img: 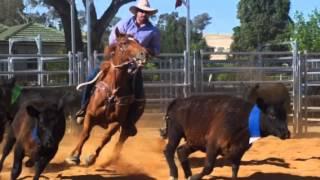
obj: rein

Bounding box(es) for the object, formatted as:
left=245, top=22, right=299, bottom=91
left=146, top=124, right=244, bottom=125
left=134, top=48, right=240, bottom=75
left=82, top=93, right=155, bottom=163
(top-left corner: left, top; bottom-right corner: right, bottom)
left=76, top=71, right=103, bottom=91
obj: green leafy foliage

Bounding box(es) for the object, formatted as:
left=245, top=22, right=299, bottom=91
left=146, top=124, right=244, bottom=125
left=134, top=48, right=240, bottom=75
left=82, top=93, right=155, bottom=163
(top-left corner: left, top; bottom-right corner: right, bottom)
left=231, top=0, right=291, bottom=51
left=156, top=12, right=211, bottom=53
left=290, top=9, right=320, bottom=52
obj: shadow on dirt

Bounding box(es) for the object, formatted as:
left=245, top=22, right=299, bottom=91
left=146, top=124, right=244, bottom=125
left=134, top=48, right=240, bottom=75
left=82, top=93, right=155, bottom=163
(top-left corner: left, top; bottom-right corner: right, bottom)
left=59, top=173, right=156, bottom=180
left=211, top=172, right=320, bottom=180
left=189, top=156, right=290, bottom=169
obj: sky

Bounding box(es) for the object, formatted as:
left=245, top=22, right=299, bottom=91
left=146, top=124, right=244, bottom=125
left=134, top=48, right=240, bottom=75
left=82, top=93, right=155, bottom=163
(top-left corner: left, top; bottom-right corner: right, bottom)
left=88, top=0, right=320, bottom=34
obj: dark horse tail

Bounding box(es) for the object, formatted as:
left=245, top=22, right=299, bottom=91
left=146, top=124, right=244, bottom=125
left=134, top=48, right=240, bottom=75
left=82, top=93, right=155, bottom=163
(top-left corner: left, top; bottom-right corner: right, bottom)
left=159, top=99, right=178, bottom=139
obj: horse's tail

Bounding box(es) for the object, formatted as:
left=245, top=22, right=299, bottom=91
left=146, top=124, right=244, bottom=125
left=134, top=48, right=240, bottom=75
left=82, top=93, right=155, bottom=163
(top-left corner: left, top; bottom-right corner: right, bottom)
left=76, top=70, right=103, bottom=91
left=159, top=99, right=178, bottom=139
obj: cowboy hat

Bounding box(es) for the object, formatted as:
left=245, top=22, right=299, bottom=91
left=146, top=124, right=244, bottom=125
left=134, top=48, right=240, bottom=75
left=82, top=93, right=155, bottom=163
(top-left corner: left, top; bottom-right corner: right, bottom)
left=129, top=0, right=158, bottom=16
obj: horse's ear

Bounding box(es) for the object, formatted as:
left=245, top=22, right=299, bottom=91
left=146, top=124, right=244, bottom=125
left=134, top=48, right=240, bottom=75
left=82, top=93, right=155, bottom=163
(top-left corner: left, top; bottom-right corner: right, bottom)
left=115, top=27, right=121, bottom=38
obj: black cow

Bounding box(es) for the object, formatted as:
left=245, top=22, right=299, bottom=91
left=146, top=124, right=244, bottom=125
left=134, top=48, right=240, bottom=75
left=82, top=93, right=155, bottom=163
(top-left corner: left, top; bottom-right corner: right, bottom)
left=163, top=94, right=290, bottom=180
left=0, top=78, right=80, bottom=142
left=0, top=78, right=16, bottom=143
left=0, top=98, right=65, bottom=180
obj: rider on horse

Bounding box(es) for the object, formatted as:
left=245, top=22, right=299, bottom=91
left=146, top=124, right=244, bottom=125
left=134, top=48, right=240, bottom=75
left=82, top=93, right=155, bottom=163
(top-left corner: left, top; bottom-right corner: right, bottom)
left=76, top=0, right=160, bottom=136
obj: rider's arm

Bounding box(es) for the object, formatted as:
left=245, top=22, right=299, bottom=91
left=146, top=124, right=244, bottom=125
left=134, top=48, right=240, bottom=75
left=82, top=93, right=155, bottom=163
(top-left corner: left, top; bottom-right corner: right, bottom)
left=148, top=29, right=161, bottom=56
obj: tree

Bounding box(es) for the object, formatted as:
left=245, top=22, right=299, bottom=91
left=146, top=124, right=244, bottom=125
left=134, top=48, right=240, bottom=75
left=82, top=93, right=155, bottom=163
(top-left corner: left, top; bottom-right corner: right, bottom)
left=193, top=13, right=211, bottom=33
left=157, top=12, right=211, bottom=53
left=231, top=0, right=291, bottom=51
left=0, top=0, right=26, bottom=26
left=26, top=0, right=135, bottom=53
left=290, top=10, right=320, bottom=52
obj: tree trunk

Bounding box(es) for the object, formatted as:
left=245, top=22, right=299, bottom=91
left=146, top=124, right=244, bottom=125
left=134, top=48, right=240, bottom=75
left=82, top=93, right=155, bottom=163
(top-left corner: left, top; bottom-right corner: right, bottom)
left=44, top=0, right=135, bottom=53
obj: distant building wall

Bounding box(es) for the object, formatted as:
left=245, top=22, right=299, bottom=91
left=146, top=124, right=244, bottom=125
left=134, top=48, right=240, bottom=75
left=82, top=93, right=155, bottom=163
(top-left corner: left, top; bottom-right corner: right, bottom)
left=203, top=34, right=233, bottom=60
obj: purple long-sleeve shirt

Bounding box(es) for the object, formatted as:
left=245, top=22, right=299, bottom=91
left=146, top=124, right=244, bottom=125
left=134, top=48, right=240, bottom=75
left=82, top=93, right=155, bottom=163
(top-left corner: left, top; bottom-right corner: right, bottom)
left=109, top=16, right=161, bottom=56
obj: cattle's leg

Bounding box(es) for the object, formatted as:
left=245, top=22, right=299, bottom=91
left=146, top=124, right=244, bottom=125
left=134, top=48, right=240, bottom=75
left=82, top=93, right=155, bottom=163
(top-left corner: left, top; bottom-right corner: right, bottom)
left=33, top=148, right=57, bottom=180
left=85, top=122, right=120, bottom=166
left=190, top=145, right=218, bottom=180
left=65, top=114, right=93, bottom=165
left=0, top=129, right=16, bottom=172
left=0, top=122, right=5, bottom=143
left=11, top=145, right=24, bottom=180
left=177, top=144, right=197, bottom=179
left=101, top=127, right=130, bottom=167
left=230, top=150, right=246, bottom=179
left=164, top=130, right=183, bottom=179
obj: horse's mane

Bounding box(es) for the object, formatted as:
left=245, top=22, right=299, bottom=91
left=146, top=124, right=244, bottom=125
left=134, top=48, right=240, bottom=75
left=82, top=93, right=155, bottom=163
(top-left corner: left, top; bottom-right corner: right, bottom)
left=97, top=45, right=116, bottom=81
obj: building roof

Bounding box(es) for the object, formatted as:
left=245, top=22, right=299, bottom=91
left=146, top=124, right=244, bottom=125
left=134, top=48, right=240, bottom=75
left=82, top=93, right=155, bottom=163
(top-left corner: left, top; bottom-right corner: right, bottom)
left=0, top=23, right=65, bottom=42
left=0, top=24, right=8, bottom=34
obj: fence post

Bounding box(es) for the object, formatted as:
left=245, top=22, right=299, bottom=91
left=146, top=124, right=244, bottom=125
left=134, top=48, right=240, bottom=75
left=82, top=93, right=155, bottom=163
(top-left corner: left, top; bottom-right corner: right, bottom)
left=77, top=52, right=84, bottom=83
left=68, top=51, right=73, bottom=86
left=7, top=57, right=13, bottom=79
left=193, top=50, right=197, bottom=92
left=37, top=55, right=44, bottom=87
left=93, top=50, right=98, bottom=69
left=183, top=50, right=188, bottom=97
left=302, top=50, right=308, bottom=133
left=292, top=41, right=302, bottom=136
left=200, top=49, right=204, bottom=93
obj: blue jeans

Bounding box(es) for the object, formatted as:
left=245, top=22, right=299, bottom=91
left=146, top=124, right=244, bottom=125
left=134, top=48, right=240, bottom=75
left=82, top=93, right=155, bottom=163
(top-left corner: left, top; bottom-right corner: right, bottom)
left=81, top=68, right=100, bottom=109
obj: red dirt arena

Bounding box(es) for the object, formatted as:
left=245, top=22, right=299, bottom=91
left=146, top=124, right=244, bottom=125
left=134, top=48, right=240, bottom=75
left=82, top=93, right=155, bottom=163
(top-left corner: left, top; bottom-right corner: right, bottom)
left=0, top=113, right=319, bottom=180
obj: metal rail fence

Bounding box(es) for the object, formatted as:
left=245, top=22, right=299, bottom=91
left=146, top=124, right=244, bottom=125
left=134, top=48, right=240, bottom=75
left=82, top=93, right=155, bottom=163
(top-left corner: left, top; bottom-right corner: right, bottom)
left=1, top=46, right=320, bottom=135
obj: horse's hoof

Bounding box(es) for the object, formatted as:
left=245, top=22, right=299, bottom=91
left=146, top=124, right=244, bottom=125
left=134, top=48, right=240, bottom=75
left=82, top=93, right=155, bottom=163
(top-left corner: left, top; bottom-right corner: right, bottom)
left=85, top=154, right=96, bottom=166
left=189, top=175, right=200, bottom=180
left=76, top=116, right=84, bottom=124
left=65, top=156, right=80, bottom=165
left=169, top=176, right=178, bottom=180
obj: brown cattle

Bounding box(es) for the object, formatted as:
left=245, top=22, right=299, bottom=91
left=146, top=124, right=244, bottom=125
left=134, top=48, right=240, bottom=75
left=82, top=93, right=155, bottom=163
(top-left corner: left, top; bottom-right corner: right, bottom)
left=163, top=94, right=290, bottom=180
left=65, top=28, right=149, bottom=166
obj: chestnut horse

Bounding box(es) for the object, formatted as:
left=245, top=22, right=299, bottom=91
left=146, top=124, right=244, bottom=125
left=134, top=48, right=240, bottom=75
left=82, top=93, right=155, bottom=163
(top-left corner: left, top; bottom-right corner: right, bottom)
left=65, top=28, right=149, bottom=166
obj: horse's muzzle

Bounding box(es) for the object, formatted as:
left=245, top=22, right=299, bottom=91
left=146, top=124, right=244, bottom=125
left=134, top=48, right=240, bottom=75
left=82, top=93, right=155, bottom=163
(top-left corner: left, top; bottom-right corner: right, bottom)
left=134, top=51, right=148, bottom=66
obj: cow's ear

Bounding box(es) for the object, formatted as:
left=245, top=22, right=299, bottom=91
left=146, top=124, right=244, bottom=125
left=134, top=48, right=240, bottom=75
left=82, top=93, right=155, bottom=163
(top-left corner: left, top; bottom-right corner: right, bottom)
left=26, top=105, right=40, bottom=118
left=57, top=93, right=69, bottom=112
left=6, top=77, right=15, bottom=88
left=57, top=97, right=65, bottom=112
left=256, top=97, right=267, bottom=112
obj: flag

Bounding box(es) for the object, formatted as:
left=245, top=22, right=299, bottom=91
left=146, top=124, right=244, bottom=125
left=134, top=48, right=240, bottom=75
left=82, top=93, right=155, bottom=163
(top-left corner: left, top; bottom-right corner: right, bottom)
left=175, top=0, right=183, bottom=8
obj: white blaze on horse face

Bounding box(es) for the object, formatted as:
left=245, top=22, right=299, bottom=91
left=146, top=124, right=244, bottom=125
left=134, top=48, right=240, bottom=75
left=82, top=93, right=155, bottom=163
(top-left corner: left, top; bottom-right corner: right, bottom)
left=128, top=37, right=135, bottom=41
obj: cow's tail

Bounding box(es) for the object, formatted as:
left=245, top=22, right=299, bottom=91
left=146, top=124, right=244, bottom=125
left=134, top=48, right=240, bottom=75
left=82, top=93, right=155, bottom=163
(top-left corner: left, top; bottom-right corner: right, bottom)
left=159, top=99, right=177, bottom=139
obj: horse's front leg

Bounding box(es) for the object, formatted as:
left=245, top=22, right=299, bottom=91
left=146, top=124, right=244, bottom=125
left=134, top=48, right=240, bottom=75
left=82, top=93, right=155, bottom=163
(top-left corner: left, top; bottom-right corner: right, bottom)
left=65, top=113, right=94, bottom=165
left=84, top=122, right=120, bottom=166
left=101, top=128, right=129, bottom=167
